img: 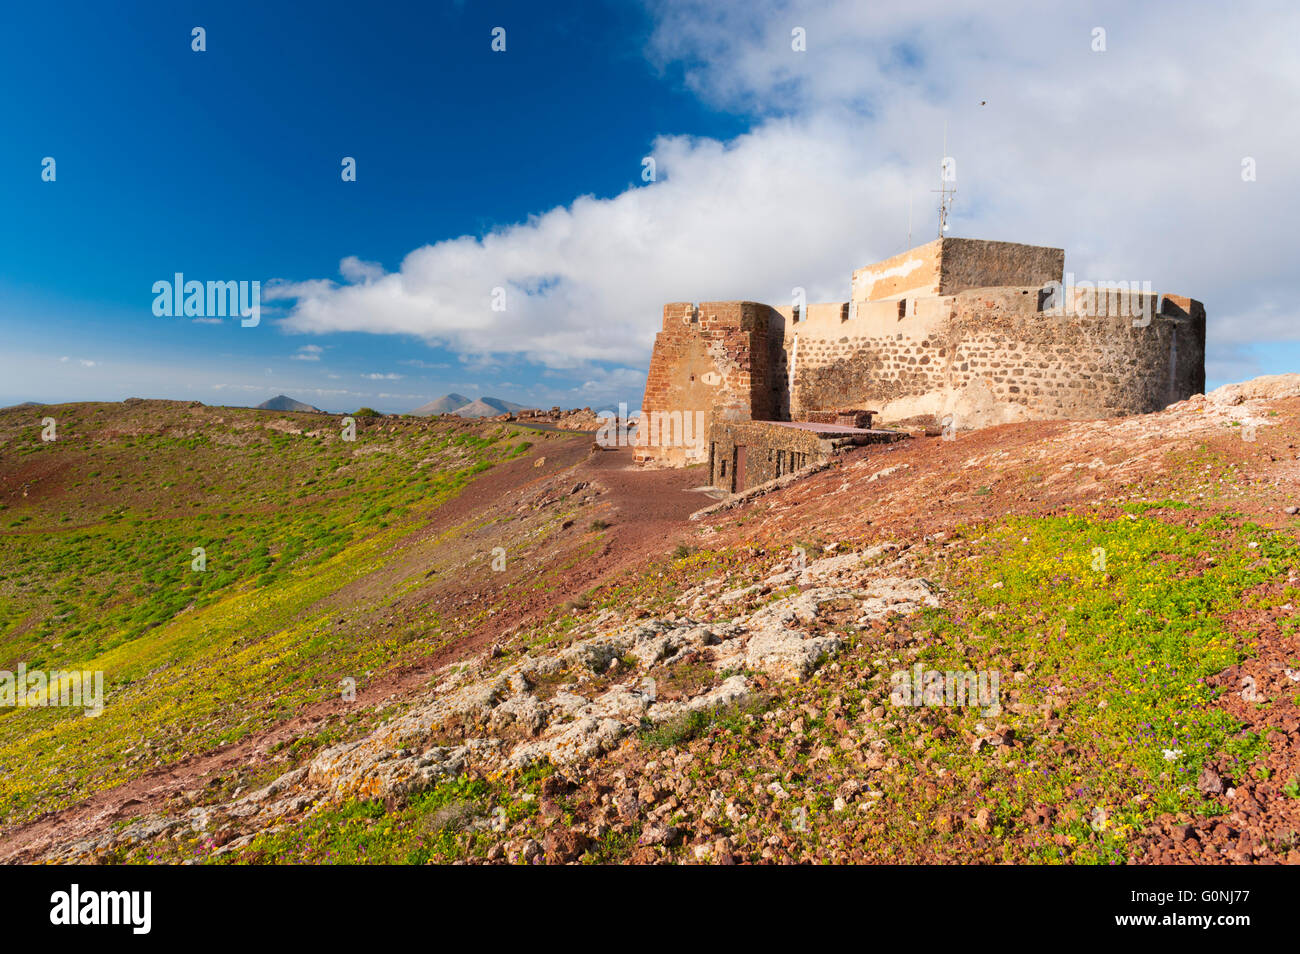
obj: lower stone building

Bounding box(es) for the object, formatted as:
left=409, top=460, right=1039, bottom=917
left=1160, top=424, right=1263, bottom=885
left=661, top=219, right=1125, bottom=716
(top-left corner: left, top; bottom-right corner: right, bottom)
left=708, top=419, right=904, bottom=493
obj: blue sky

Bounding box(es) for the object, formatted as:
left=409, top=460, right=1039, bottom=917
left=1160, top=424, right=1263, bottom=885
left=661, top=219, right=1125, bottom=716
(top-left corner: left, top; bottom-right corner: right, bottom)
left=2, top=0, right=1297, bottom=412
left=0, top=0, right=741, bottom=412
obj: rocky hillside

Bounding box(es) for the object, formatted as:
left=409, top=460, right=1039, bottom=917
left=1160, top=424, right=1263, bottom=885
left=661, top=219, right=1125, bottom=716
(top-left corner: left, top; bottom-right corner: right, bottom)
left=2, top=378, right=1300, bottom=864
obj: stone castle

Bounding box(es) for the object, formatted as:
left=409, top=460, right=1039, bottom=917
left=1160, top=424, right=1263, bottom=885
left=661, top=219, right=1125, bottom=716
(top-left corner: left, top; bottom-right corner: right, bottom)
left=635, top=237, right=1206, bottom=493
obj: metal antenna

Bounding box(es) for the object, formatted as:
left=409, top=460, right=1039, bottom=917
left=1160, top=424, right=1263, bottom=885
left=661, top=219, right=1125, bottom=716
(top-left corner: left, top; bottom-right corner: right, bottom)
left=932, top=120, right=956, bottom=238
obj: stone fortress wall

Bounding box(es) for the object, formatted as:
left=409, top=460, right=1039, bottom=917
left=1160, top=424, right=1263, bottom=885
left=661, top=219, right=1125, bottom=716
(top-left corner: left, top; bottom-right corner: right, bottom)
left=637, top=300, right=784, bottom=465
left=636, top=237, right=1206, bottom=467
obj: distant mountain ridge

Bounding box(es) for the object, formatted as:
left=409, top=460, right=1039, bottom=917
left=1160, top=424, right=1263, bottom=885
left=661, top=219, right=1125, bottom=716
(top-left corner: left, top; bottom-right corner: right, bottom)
left=410, top=393, right=472, bottom=416
left=257, top=395, right=324, bottom=413
left=411, top=394, right=531, bottom=418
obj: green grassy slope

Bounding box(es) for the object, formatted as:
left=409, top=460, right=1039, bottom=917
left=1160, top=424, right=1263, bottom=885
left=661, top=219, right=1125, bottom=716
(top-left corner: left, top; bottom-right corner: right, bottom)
left=0, top=401, right=549, bottom=823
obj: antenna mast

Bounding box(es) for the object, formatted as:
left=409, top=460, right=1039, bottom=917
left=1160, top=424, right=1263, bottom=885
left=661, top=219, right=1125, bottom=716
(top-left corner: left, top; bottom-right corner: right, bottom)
left=933, top=121, right=956, bottom=238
